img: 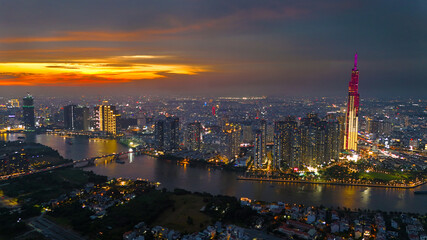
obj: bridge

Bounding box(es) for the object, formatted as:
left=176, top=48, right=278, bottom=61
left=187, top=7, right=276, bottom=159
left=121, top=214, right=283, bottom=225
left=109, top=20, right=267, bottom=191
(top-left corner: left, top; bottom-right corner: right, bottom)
left=0, top=127, right=25, bottom=134
left=72, top=150, right=135, bottom=166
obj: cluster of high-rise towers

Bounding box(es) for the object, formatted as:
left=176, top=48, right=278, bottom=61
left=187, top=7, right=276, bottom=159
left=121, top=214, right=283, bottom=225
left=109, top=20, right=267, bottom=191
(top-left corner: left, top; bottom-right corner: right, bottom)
left=253, top=53, right=360, bottom=169
left=18, top=53, right=360, bottom=169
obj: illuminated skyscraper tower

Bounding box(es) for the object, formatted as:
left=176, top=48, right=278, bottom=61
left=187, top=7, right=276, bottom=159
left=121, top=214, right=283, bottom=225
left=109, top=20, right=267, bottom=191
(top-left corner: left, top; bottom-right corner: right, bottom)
left=22, top=93, right=35, bottom=131
left=344, top=53, right=360, bottom=151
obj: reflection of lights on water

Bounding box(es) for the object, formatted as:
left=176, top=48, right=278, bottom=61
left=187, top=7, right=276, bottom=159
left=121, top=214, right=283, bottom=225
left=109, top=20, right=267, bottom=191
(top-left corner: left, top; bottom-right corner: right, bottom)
left=129, top=152, right=134, bottom=163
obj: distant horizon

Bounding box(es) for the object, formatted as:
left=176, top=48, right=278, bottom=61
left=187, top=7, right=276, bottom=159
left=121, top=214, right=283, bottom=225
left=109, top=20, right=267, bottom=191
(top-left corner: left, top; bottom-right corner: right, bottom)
left=1, top=93, right=426, bottom=101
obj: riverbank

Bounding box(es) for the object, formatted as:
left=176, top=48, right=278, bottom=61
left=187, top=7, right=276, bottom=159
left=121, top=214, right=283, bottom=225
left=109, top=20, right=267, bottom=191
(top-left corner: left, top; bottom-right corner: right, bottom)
left=236, top=176, right=427, bottom=189
left=158, top=153, right=246, bottom=172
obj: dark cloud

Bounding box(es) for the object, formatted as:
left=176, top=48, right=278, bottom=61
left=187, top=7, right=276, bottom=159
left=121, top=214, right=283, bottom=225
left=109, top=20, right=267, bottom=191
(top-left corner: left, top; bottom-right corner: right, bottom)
left=45, top=65, right=79, bottom=69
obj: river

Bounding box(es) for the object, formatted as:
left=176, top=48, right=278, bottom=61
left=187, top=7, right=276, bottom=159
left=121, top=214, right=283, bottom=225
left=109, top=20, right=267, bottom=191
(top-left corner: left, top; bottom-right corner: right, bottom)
left=2, top=133, right=426, bottom=213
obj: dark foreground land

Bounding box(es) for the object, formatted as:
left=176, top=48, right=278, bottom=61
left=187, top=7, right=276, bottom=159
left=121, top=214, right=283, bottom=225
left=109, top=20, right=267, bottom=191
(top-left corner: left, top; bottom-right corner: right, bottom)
left=0, top=167, right=426, bottom=240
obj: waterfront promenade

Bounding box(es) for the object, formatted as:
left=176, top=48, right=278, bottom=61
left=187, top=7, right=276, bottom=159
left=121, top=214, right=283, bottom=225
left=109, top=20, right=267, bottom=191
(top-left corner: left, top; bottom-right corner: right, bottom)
left=236, top=176, right=427, bottom=189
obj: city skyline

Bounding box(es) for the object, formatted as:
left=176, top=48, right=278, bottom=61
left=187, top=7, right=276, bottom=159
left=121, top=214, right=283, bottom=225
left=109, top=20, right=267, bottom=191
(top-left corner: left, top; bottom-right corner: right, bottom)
left=0, top=2, right=426, bottom=238
left=0, top=1, right=426, bottom=98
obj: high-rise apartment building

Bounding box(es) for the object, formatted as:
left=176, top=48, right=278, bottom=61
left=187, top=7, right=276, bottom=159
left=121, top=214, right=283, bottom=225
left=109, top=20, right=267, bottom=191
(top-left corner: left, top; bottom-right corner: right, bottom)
left=253, top=129, right=263, bottom=168
left=223, top=123, right=241, bottom=160
left=344, top=53, right=360, bottom=151
left=94, top=102, right=120, bottom=135
left=185, top=122, right=202, bottom=151
left=325, top=120, right=340, bottom=162
left=155, top=116, right=180, bottom=152
left=300, top=114, right=321, bottom=166
left=274, top=117, right=299, bottom=169
left=260, top=119, right=267, bottom=159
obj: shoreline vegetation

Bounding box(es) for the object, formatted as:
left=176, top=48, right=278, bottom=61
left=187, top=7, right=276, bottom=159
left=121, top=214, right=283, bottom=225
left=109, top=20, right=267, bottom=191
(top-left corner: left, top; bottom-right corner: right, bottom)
left=236, top=176, right=427, bottom=189
left=152, top=153, right=426, bottom=189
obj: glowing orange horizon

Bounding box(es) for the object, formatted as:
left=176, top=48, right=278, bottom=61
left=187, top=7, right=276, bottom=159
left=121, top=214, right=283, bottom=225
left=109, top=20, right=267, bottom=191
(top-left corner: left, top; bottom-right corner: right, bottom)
left=0, top=55, right=209, bottom=86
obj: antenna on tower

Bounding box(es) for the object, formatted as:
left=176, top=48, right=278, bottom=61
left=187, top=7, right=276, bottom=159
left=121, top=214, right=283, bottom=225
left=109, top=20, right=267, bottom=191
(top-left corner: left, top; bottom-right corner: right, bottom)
left=354, top=52, right=358, bottom=68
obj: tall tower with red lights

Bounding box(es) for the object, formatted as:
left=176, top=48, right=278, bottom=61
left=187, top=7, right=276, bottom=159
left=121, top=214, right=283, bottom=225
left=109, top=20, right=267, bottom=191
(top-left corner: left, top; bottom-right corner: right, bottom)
left=344, top=53, right=360, bottom=151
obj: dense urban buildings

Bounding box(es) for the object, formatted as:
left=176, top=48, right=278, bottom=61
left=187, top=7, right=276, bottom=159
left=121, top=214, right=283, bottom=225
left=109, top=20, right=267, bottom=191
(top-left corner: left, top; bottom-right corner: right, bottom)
left=1, top=94, right=426, bottom=240
left=0, top=1, right=426, bottom=239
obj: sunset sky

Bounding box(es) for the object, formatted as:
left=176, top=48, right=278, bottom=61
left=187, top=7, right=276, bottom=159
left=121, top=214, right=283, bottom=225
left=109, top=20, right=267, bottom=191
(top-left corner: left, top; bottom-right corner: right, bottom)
left=0, top=0, right=425, bottom=97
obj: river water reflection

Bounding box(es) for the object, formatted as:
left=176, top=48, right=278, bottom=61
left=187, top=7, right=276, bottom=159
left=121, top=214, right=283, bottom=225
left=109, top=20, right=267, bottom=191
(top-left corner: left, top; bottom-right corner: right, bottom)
left=2, top=133, right=426, bottom=213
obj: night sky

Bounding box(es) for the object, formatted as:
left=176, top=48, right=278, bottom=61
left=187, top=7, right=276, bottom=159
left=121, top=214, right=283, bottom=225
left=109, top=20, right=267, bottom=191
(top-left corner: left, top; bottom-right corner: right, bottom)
left=0, top=0, right=425, bottom=97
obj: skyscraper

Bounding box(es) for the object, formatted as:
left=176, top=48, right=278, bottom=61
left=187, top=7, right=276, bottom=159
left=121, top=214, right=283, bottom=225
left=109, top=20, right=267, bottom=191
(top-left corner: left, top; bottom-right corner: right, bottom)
left=165, top=116, right=180, bottom=151
left=344, top=53, right=360, bottom=151
left=154, top=119, right=165, bottom=150
left=260, top=119, right=267, bottom=159
left=274, top=117, right=299, bottom=169
left=64, top=105, right=90, bottom=131
left=325, top=120, right=340, bottom=161
left=300, top=114, right=320, bottom=166
left=74, top=106, right=90, bottom=131
left=185, top=122, right=202, bottom=151
left=94, top=102, right=120, bottom=135
left=22, top=93, right=35, bottom=131
left=154, top=116, right=180, bottom=152
left=253, top=129, right=263, bottom=168
left=223, top=123, right=241, bottom=160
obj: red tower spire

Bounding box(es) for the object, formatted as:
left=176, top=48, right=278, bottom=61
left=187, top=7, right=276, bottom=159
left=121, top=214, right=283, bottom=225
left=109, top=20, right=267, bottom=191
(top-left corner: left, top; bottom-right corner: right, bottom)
left=353, top=52, right=358, bottom=69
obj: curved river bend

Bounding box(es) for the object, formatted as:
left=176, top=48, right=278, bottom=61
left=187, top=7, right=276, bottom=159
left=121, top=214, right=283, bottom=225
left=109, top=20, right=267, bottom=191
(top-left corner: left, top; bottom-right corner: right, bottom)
left=2, top=133, right=426, bottom=213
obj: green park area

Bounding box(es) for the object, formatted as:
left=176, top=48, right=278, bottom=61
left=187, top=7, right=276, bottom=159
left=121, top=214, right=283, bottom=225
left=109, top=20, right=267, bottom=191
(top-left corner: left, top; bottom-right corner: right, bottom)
left=152, top=194, right=212, bottom=233
left=320, top=164, right=423, bottom=184
left=358, top=171, right=411, bottom=182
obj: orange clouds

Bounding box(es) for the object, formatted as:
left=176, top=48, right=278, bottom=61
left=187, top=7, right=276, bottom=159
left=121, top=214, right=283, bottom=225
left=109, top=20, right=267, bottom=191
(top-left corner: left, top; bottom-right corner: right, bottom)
left=0, top=6, right=307, bottom=87
left=0, top=55, right=209, bottom=86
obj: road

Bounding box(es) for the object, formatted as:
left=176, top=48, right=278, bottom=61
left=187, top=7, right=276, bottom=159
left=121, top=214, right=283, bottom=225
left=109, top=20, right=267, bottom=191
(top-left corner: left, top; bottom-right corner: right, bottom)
left=29, top=216, right=85, bottom=240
